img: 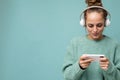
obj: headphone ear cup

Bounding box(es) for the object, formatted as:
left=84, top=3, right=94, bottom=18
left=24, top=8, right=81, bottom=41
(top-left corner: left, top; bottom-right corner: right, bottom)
left=105, top=19, right=111, bottom=26
left=80, top=18, right=85, bottom=26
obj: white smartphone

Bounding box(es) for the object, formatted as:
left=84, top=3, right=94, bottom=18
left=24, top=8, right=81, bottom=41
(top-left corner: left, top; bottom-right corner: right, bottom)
left=84, top=54, right=105, bottom=61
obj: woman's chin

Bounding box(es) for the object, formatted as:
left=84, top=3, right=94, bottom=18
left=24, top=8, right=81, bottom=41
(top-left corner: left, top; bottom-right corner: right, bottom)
left=91, top=36, right=101, bottom=40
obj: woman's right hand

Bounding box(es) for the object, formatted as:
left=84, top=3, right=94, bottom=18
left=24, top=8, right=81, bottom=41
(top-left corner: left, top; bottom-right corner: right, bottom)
left=79, top=55, right=93, bottom=69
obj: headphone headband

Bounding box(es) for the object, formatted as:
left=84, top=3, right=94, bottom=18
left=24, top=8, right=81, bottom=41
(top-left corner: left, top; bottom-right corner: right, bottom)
left=84, top=6, right=106, bottom=11
left=80, top=6, right=111, bottom=26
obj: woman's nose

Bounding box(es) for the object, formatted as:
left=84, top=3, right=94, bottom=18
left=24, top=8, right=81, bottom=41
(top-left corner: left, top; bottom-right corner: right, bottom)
left=93, top=26, right=97, bottom=32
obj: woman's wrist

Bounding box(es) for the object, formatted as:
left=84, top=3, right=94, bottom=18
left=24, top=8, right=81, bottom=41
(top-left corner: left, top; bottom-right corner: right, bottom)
left=79, top=63, right=86, bottom=70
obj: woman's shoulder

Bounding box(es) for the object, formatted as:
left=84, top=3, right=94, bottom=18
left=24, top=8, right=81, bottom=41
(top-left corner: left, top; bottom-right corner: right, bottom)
left=104, top=35, right=120, bottom=45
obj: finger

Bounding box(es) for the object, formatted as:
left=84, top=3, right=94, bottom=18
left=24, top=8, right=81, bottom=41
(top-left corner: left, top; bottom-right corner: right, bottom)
left=100, top=61, right=109, bottom=66
left=100, top=62, right=109, bottom=66
left=100, top=57, right=108, bottom=62
left=101, top=66, right=108, bottom=70
left=100, top=62, right=109, bottom=68
left=100, top=60, right=109, bottom=64
left=80, top=58, right=93, bottom=64
left=84, top=58, right=93, bottom=63
left=80, top=63, right=90, bottom=68
left=80, top=55, right=89, bottom=60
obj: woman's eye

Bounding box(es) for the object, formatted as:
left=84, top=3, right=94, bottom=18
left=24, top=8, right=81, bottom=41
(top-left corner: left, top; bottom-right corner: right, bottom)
left=88, top=24, right=94, bottom=28
left=96, top=23, right=103, bottom=28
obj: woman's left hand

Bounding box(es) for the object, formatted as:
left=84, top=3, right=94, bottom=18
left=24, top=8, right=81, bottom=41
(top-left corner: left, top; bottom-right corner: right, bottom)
left=99, top=57, right=109, bottom=70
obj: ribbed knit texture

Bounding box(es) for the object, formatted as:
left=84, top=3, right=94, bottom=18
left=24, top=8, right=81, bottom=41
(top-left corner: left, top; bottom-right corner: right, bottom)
left=62, top=35, right=120, bottom=80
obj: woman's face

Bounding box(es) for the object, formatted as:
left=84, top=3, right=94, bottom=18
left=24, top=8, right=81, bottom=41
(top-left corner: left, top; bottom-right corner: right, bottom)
left=86, top=12, right=105, bottom=40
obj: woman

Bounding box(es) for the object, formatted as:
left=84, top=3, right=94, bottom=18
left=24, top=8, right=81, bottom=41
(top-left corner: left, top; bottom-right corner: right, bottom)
left=62, top=0, right=120, bottom=80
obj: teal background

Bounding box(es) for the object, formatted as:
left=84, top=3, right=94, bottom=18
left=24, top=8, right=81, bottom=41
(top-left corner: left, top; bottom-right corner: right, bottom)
left=0, top=0, right=120, bottom=80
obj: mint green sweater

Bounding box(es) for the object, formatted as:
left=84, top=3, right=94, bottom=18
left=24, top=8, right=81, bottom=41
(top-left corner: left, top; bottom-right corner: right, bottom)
left=62, top=35, right=120, bottom=80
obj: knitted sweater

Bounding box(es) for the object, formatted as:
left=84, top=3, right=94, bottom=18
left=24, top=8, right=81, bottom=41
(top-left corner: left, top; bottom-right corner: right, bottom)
left=62, top=35, right=120, bottom=80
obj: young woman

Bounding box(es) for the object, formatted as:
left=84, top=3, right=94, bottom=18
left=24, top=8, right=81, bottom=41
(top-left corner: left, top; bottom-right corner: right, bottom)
left=62, top=0, right=120, bottom=80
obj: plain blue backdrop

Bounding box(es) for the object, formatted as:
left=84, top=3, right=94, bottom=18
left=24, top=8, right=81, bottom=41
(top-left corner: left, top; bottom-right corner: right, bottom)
left=0, top=0, right=120, bottom=80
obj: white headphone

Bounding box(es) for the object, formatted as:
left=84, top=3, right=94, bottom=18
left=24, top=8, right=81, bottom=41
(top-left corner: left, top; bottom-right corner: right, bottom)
left=80, top=6, right=111, bottom=27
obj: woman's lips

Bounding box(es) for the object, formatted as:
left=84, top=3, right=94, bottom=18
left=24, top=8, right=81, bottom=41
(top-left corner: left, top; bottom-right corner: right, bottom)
left=92, top=33, right=98, bottom=36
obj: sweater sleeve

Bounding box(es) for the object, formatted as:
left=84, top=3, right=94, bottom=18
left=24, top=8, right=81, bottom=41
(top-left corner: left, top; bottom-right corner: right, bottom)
left=62, top=38, right=85, bottom=80
left=102, top=43, right=120, bottom=80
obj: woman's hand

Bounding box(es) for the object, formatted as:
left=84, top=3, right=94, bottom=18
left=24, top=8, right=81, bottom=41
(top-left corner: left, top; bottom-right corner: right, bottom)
left=100, top=57, right=109, bottom=70
left=79, top=55, right=93, bottom=69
